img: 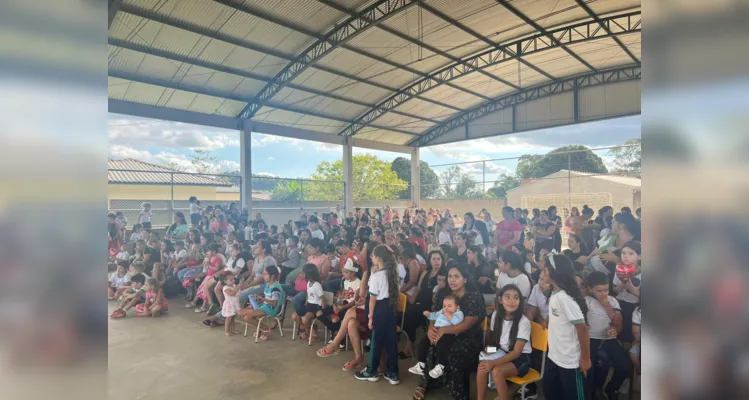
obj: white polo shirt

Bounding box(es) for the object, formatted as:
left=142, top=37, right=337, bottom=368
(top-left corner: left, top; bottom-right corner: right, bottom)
left=489, top=312, right=532, bottom=354
left=527, top=284, right=549, bottom=320
left=548, top=290, right=586, bottom=368
left=368, top=269, right=391, bottom=301
left=585, top=295, right=621, bottom=340
left=496, top=272, right=532, bottom=299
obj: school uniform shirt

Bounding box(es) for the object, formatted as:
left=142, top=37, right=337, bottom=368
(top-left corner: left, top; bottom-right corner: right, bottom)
left=129, top=231, right=146, bottom=242
left=585, top=295, right=621, bottom=340
left=438, top=231, right=453, bottom=246
left=189, top=203, right=200, bottom=214
left=307, top=281, right=324, bottom=305
left=368, top=269, right=390, bottom=300
left=527, top=284, right=549, bottom=320
left=116, top=251, right=130, bottom=261
left=632, top=307, right=641, bottom=326
left=244, top=226, right=252, bottom=241
left=224, top=256, right=246, bottom=275
left=109, top=272, right=131, bottom=287
left=613, top=273, right=641, bottom=304
left=548, top=290, right=586, bottom=369
left=310, top=229, right=324, bottom=240
left=139, top=210, right=152, bottom=224
left=489, top=312, right=533, bottom=354
left=496, top=272, right=532, bottom=299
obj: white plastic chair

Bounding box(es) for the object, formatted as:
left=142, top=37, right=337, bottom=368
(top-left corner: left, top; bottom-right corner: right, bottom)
left=244, top=295, right=287, bottom=343
left=293, top=291, right=335, bottom=345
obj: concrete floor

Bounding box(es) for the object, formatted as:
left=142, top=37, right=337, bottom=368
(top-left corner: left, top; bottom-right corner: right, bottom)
left=108, top=298, right=453, bottom=400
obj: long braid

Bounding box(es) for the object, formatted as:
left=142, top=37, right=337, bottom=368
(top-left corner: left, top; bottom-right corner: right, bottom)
left=547, top=254, right=588, bottom=323
left=373, top=244, right=401, bottom=312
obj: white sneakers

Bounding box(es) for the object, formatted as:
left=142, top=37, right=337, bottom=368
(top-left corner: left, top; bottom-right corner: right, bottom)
left=428, top=364, right=445, bottom=379
left=408, top=362, right=425, bottom=376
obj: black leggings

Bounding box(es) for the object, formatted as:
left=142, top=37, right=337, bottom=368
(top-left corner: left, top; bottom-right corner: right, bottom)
left=417, top=334, right=456, bottom=366
left=588, top=339, right=631, bottom=397
left=402, top=302, right=428, bottom=343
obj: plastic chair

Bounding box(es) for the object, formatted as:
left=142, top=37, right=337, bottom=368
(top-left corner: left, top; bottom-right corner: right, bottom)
left=244, top=295, right=287, bottom=343
left=506, top=322, right=548, bottom=400
left=293, top=291, right=335, bottom=345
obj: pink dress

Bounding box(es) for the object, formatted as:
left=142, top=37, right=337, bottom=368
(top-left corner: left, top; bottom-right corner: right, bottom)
left=222, top=284, right=240, bottom=317
left=195, top=256, right=223, bottom=302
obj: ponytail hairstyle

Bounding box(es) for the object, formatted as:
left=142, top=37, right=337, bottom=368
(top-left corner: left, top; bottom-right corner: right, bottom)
left=493, top=284, right=526, bottom=349
left=499, top=250, right=532, bottom=283
left=373, top=244, right=401, bottom=312
left=546, top=254, right=588, bottom=324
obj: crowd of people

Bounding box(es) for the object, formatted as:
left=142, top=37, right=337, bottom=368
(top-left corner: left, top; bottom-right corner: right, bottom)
left=107, top=200, right=642, bottom=400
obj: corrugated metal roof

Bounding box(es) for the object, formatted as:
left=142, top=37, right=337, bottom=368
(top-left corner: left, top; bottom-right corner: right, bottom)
left=108, top=159, right=233, bottom=186
left=108, top=0, right=641, bottom=145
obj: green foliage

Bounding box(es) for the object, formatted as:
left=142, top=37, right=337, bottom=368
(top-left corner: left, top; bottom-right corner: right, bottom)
left=390, top=157, right=440, bottom=199
left=607, top=138, right=641, bottom=177
left=516, top=145, right=607, bottom=179
left=487, top=173, right=520, bottom=198
left=270, top=180, right=304, bottom=201
left=190, top=149, right=219, bottom=174
left=305, top=154, right=406, bottom=201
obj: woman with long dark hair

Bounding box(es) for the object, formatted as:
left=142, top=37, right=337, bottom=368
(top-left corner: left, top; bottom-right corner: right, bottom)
left=400, top=250, right=445, bottom=359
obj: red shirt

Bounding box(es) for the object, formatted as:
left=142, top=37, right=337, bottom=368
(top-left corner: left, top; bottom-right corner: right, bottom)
left=339, top=250, right=359, bottom=270
left=495, top=220, right=522, bottom=248
left=409, top=237, right=428, bottom=255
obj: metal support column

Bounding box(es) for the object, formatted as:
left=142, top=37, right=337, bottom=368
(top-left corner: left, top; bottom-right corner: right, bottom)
left=170, top=172, right=174, bottom=211
left=240, top=128, right=252, bottom=219
left=411, top=147, right=421, bottom=208
left=343, top=136, right=354, bottom=217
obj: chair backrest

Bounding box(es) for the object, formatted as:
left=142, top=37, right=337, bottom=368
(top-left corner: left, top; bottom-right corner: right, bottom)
left=323, top=291, right=335, bottom=307
left=397, top=292, right=408, bottom=313
left=530, top=322, right=548, bottom=352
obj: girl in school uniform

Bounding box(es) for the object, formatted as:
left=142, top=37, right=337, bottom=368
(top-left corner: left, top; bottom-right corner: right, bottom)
left=543, top=254, right=592, bottom=400
left=353, top=244, right=401, bottom=385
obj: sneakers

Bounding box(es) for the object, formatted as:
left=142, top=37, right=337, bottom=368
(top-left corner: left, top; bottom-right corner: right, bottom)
left=383, top=372, right=400, bottom=385
left=408, top=362, right=425, bottom=376
left=354, top=369, right=380, bottom=382
left=428, top=364, right=445, bottom=379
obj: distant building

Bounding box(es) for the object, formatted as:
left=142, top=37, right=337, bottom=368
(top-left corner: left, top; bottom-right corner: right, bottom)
left=506, top=169, right=641, bottom=215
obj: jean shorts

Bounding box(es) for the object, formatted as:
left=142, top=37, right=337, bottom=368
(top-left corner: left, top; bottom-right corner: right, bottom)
left=480, top=350, right=532, bottom=388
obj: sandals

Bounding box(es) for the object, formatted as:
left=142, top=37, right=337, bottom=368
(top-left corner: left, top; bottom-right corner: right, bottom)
left=342, top=360, right=362, bottom=372
left=316, top=346, right=339, bottom=358
left=194, top=307, right=206, bottom=313
left=110, top=309, right=126, bottom=319
left=412, top=387, right=426, bottom=400
left=299, top=332, right=309, bottom=341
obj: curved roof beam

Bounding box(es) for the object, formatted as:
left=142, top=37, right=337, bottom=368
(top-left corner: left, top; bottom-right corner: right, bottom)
left=574, top=0, right=641, bottom=64
left=237, top=0, right=418, bottom=120
left=410, top=65, right=641, bottom=147
left=339, top=12, right=641, bottom=137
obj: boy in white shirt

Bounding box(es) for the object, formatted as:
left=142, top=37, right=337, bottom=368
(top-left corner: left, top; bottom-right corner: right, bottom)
left=585, top=272, right=629, bottom=400
left=139, top=202, right=152, bottom=230
left=167, top=240, right=188, bottom=276
left=115, top=244, right=130, bottom=262
left=129, top=223, right=146, bottom=243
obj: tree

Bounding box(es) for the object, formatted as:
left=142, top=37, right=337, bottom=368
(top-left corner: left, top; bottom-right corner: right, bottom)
left=164, top=161, right=187, bottom=172
left=190, top=149, right=219, bottom=174
left=487, top=173, right=520, bottom=198
left=270, top=180, right=304, bottom=201
left=455, top=174, right=482, bottom=199
left=439, top=166, right=463, bottom=198
left=516, top=145, right=608, bottom=179
left=305, top=154, right=406, bottom=201
left=607, top=138, right=641, bottom=177
left=390, top=157, right=440, bottom=199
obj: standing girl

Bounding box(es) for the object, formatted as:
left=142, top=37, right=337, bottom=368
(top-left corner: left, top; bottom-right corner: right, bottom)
left=476, top=284, right=533, bottom=400
left=139, top=202, right=152, bottom=230
left=219, top=271, right=240, bottom=336
left=544, top=254, right=591, bottom=400
left=189, top=196, right=200, bottom=227
left=354, top=244, right=400, bottom=385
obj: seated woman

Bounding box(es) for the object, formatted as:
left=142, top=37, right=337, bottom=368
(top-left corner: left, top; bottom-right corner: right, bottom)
left=185, top=243, right=223, bottom=313
left=412, top=264, right=485, bottom=400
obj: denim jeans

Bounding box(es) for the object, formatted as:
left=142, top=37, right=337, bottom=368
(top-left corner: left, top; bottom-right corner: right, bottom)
left=239, top=284, right=265, bottom=305
left=292, top=291, right=307, bottom=314
left=324, top=278, right=342, bottom=292
left=177, top=268, right=201, bottom=283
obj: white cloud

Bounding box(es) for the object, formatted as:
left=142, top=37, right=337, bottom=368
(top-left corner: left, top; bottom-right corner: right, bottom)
left=255, top=172, right=278, bottom=177
left=426, top=136, right=554, bottom=160
left=109, top=144, right=239, bottom=174
left=108, top=118, right=240, bottom=150
left=250, top=132, right=339, bottom=152
left=267, top=156, right=275, bottom=160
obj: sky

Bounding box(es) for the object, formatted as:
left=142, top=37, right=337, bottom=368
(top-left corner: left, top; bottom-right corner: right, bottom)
left=108, top=114, right=641, bottom=183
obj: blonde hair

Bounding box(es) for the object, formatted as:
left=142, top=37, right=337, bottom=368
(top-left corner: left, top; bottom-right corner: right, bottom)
left=146, top=278, right=160, bottom=292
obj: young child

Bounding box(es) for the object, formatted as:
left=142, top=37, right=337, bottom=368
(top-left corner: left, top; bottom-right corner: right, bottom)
left=167, top=240, right=187, bottom=276
left=115, top=244, right=130, bottom=262
left=129, top=223, right=145, bottom=242
left=115, top=211, right=128, bottom=236
left=354, top=244, right=400, bottom=385
left=219, top=271, right=240, bottom=336
left=496, top=251, right=532, bottom=300
left=113, top=262, right=148, bottom=300
left=612, top=241, right=641, bottom=346
left=135, top=278, right=168, bottom=317
left=476, top=284, right=533, bottom=400
left=543, top=254, right=591, bottom=400
left=630, top=304, right=641, bottom=374
left=139, top=202, right=152, bottom=230
left=585, top=271, right=628, bottom=400
left=110, top=273, right=146, bottom=318
left=525, top=264, right=551, bottom=329
left=237, top=266, right=285, bottom=340
left=291, top=263, right=326, bottom=342
left=329, top=259, right=361, bottom=324
left=409, top=295, right=464, bottom=378
left=108, top=261, right=131, bottom=299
